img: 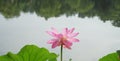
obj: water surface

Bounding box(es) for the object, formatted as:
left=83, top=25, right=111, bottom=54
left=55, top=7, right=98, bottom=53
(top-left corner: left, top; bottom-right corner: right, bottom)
left=0, top=0, right=120, bottom=61
left=0, top=13, right=120, bottom=61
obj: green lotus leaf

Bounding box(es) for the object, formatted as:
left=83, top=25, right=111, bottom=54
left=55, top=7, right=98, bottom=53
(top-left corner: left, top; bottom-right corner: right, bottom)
left=99, top=52, right=120, bottom=61
left=0, top=45, right=57, bottom=61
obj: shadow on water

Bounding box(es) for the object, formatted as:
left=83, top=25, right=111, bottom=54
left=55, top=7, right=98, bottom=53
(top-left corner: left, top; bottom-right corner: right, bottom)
left=0, top=0, right=120, bottom=27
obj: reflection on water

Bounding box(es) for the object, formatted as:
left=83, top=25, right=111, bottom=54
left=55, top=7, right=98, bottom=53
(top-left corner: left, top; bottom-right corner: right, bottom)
left=0, top=0, right=120, bottom=61
left=0, top=0, right=120, bottom=27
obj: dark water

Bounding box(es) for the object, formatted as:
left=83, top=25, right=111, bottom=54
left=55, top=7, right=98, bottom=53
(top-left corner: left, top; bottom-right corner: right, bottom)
left=0, top=0, right=120, bottom=61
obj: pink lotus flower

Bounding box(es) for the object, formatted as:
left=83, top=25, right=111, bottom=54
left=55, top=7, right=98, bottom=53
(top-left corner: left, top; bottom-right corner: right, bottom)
left=47, top=27, right=79, bottom=49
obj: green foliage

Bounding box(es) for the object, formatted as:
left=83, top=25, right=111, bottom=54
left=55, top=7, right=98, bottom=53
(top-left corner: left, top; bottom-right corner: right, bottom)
left=117, top=50, right=120, bottom=57
left=0, top=0, right=120, bottom=27
left=99, top=52, right=120, bottom=61
left=0, top=45, right=57, bottom=61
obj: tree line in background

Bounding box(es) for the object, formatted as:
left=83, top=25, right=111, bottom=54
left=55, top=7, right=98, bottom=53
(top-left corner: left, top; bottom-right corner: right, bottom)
left=0, top=0, right=120, bottom=27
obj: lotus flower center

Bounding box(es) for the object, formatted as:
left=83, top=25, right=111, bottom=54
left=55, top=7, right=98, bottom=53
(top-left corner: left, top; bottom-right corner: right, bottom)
left=61, top=37, right=67, bottom=41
